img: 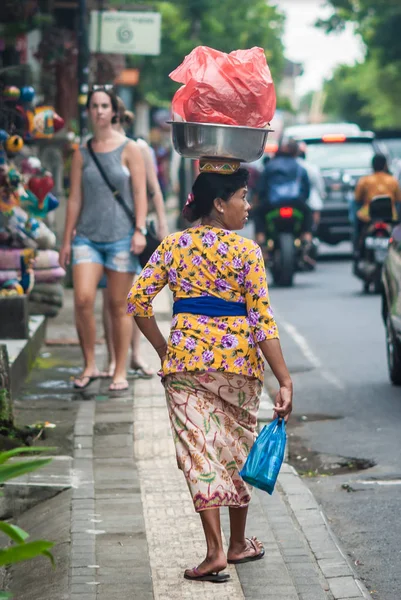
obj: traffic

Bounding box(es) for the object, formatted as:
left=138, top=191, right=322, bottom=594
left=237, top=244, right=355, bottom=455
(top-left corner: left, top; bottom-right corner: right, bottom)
left=248, top=123, right=401, bottom=387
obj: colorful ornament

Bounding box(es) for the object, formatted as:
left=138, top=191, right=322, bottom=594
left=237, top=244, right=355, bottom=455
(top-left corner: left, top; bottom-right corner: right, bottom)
left=0, top=280, right=24, bottom=296
left=0, top=166, right=19, bottom=212
left=20, top=86, right=35, bottom=104
left=25, top=107, right=65, bottom=139
left=7, top=167, right=22, bottom=189
left=53, top=113, right=65, bottom=133
left=44, top=192, right=59, bottom=213
left=0, top=251, right=36, bottom=296
left=5, top=135, right=24, bottom=154
left=26, top=107, right=54, bottom=138
left=20, top=190, right=59, bottom=219
left=0, top=131, right=9, bottom=166
left=20, top=156, right=42, bottom=175
left=28, top=173, right=54, bottom=205
left=3, top=86, right=20, bottom=101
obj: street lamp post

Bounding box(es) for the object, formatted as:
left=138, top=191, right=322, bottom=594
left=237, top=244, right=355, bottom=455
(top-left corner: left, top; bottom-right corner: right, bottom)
left=77, top=0, right=89, bottom=138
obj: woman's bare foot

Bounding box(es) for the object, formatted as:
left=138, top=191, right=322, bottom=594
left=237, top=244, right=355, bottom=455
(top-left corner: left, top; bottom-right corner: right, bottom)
left=106, top=361, right=116, bottom=378
left=227, top=536, right=265, bottom=564
left=184, top=551, right=227, bottom=579
left=109, top=379, right=129, bottom=392
left=129, top=358, right=154, bottom=379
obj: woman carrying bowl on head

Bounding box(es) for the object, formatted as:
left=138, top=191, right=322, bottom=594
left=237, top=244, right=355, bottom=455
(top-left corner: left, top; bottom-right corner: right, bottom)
left=59, top=85, right=147, bottom=392
left=127, top=166, right=292, bottom=582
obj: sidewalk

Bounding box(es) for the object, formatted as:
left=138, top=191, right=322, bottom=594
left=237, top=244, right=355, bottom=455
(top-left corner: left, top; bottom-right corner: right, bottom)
left=6, top=289, right=369, bottom=600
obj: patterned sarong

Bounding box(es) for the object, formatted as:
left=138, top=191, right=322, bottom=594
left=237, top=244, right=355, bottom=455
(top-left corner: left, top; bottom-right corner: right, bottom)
left=163, top=371, right=262, bottom=512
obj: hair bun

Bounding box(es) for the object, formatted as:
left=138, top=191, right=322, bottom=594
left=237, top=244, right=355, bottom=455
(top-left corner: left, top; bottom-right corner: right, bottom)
left=124, top=110, right=134, bottom=126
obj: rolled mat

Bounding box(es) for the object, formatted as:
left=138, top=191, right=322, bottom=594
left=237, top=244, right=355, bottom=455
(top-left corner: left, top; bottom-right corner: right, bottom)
left=0, top=248, right=61, bottom=270
left=0, top=267, right=65, bottom=284
left=28, top=301, right=61, bottom=317
left=30, top=282, right=64, bottom=297
left=29, top=292, right=63, bottom=307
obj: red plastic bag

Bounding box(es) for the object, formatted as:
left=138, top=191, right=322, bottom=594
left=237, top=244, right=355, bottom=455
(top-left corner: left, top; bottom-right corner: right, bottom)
left=169, top=46, right=276, bottom=128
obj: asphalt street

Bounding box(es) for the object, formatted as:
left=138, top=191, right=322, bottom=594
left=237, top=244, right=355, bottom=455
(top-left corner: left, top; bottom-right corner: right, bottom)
left=265, top=242, right=401, bottom=600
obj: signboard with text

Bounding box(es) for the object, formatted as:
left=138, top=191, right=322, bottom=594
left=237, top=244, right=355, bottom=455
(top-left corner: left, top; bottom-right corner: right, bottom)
left=89, top=11, right=161, bottom=56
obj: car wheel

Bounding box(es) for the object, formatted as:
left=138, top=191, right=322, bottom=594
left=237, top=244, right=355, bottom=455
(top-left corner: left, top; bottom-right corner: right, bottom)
left=386, top=314, right=401, bottom=385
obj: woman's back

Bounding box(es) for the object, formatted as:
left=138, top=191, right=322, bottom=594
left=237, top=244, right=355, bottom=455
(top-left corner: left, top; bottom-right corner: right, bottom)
left=164, top=226, right=255, bottom=301
left=128, top=225, right=278, bottom=380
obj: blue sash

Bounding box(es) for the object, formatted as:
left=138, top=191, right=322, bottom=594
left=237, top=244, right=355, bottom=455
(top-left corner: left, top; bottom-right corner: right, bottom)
left=173, top=296, right=247, bottom=318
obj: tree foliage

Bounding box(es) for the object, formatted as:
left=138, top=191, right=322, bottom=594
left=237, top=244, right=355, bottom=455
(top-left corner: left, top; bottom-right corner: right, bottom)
left=120, top=0, right=285, bottom=105
left=317, top=0, right=401, bottom=65
left=320, top=0, right=401, bottom=128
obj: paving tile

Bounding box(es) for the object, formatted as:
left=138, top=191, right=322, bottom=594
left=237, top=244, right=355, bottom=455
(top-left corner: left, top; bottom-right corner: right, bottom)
left=75, top=436, right=93, bottom=449
left=60, top=332, right=367, bottom=600
left=318, top=558, right=353, bottom=579
left=133, top=370, right=245, bottom=600
left=328, top=576, right=364, bottom=598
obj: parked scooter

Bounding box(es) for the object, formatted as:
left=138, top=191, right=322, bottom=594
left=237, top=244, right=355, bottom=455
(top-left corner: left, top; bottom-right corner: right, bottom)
left=354, top=195, right=394, bottom=293
left=263, top=203, right=318, bottom=287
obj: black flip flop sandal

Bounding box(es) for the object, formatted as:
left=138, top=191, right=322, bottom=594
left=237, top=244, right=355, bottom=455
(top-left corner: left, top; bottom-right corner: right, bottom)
left=228, top=537, right=265, bottom=564
left=184, top=567, right=230, bottom=583
left=73, top=375, right=99, bottom=390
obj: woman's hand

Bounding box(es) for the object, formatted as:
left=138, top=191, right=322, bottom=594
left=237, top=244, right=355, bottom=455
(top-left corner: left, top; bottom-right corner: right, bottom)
left=273, top=385, right=293, bottom=422
left=130, top=230, right=146, bottom=255
left=59, top=241, right=71, bottom=269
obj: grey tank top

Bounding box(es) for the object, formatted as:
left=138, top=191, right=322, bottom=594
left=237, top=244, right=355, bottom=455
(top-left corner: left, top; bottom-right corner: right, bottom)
left=76, top=141, right=134, bottom=242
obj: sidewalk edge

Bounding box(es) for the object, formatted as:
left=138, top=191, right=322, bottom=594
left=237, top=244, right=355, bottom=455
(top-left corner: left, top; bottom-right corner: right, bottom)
left=258, top=382, right=370, bottom=600
left=278, top=463, right=371, bottom=599
left=3, top=315, right=47, bottom=398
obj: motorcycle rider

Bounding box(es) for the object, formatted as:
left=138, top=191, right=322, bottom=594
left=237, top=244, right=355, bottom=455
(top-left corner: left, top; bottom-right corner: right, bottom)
left=353, top=154, right=401, bottom=255
left=255, top=138, right=313, bottom=265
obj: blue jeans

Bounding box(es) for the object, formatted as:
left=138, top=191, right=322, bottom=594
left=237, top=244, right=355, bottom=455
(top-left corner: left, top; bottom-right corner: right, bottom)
left=72, top=233, right=140, bottom=275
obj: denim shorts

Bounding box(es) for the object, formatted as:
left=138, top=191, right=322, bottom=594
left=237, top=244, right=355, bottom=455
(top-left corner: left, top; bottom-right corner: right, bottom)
left=72, top=233, right=140, bottom=274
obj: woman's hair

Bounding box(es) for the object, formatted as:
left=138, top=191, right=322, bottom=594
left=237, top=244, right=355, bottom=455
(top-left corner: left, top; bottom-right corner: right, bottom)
left=183, top=168, right=249, bottom=223
left=116, top=97, right=135, bottom=127
left=86, top=87, right=119, bottom=124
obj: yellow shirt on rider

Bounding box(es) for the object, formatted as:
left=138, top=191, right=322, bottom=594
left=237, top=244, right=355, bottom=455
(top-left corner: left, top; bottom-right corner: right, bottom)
left=355, top=172, right=401, bottom=222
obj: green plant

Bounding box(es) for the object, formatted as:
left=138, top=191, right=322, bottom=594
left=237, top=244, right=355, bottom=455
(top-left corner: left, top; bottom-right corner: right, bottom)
left=0, top=447, right=56, bottom=599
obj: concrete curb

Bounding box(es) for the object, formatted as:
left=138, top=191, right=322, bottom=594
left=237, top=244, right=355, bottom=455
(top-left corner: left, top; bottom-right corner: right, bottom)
left=259, top=380, right=370, bottom=599
left=0, top=315, right=47, bottom=398
left=278, top=464, right=370, bottom=599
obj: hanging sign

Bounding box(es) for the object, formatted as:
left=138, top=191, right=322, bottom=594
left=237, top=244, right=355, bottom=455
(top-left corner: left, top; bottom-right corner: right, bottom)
left=89, top=11, right=161, bottom=56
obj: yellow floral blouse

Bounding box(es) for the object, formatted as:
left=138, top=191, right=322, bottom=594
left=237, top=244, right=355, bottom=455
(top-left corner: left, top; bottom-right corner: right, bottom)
left=127, top=226, right=279, bottom=382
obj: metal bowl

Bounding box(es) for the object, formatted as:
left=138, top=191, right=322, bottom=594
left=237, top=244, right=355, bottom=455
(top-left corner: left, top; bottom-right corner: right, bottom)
left=168, top=121, right=272, bottom=163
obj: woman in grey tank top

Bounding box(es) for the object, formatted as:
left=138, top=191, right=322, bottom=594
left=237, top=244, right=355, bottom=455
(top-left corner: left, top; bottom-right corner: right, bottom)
left=59, top=86, right=147, bottom=392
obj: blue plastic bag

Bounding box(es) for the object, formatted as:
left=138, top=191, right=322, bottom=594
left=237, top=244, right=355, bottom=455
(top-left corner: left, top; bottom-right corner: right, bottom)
left=240, top=418, right=287, bottom=495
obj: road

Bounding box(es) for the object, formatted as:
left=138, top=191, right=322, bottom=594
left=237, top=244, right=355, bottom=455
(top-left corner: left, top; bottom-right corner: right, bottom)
left=266, top=244, right=401, bottom=600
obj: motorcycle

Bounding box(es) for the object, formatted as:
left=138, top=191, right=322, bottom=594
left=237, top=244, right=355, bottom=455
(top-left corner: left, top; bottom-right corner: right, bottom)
left=263, top=203, right=318, bottom=287
left=354, top=195, right=394, bottom=294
